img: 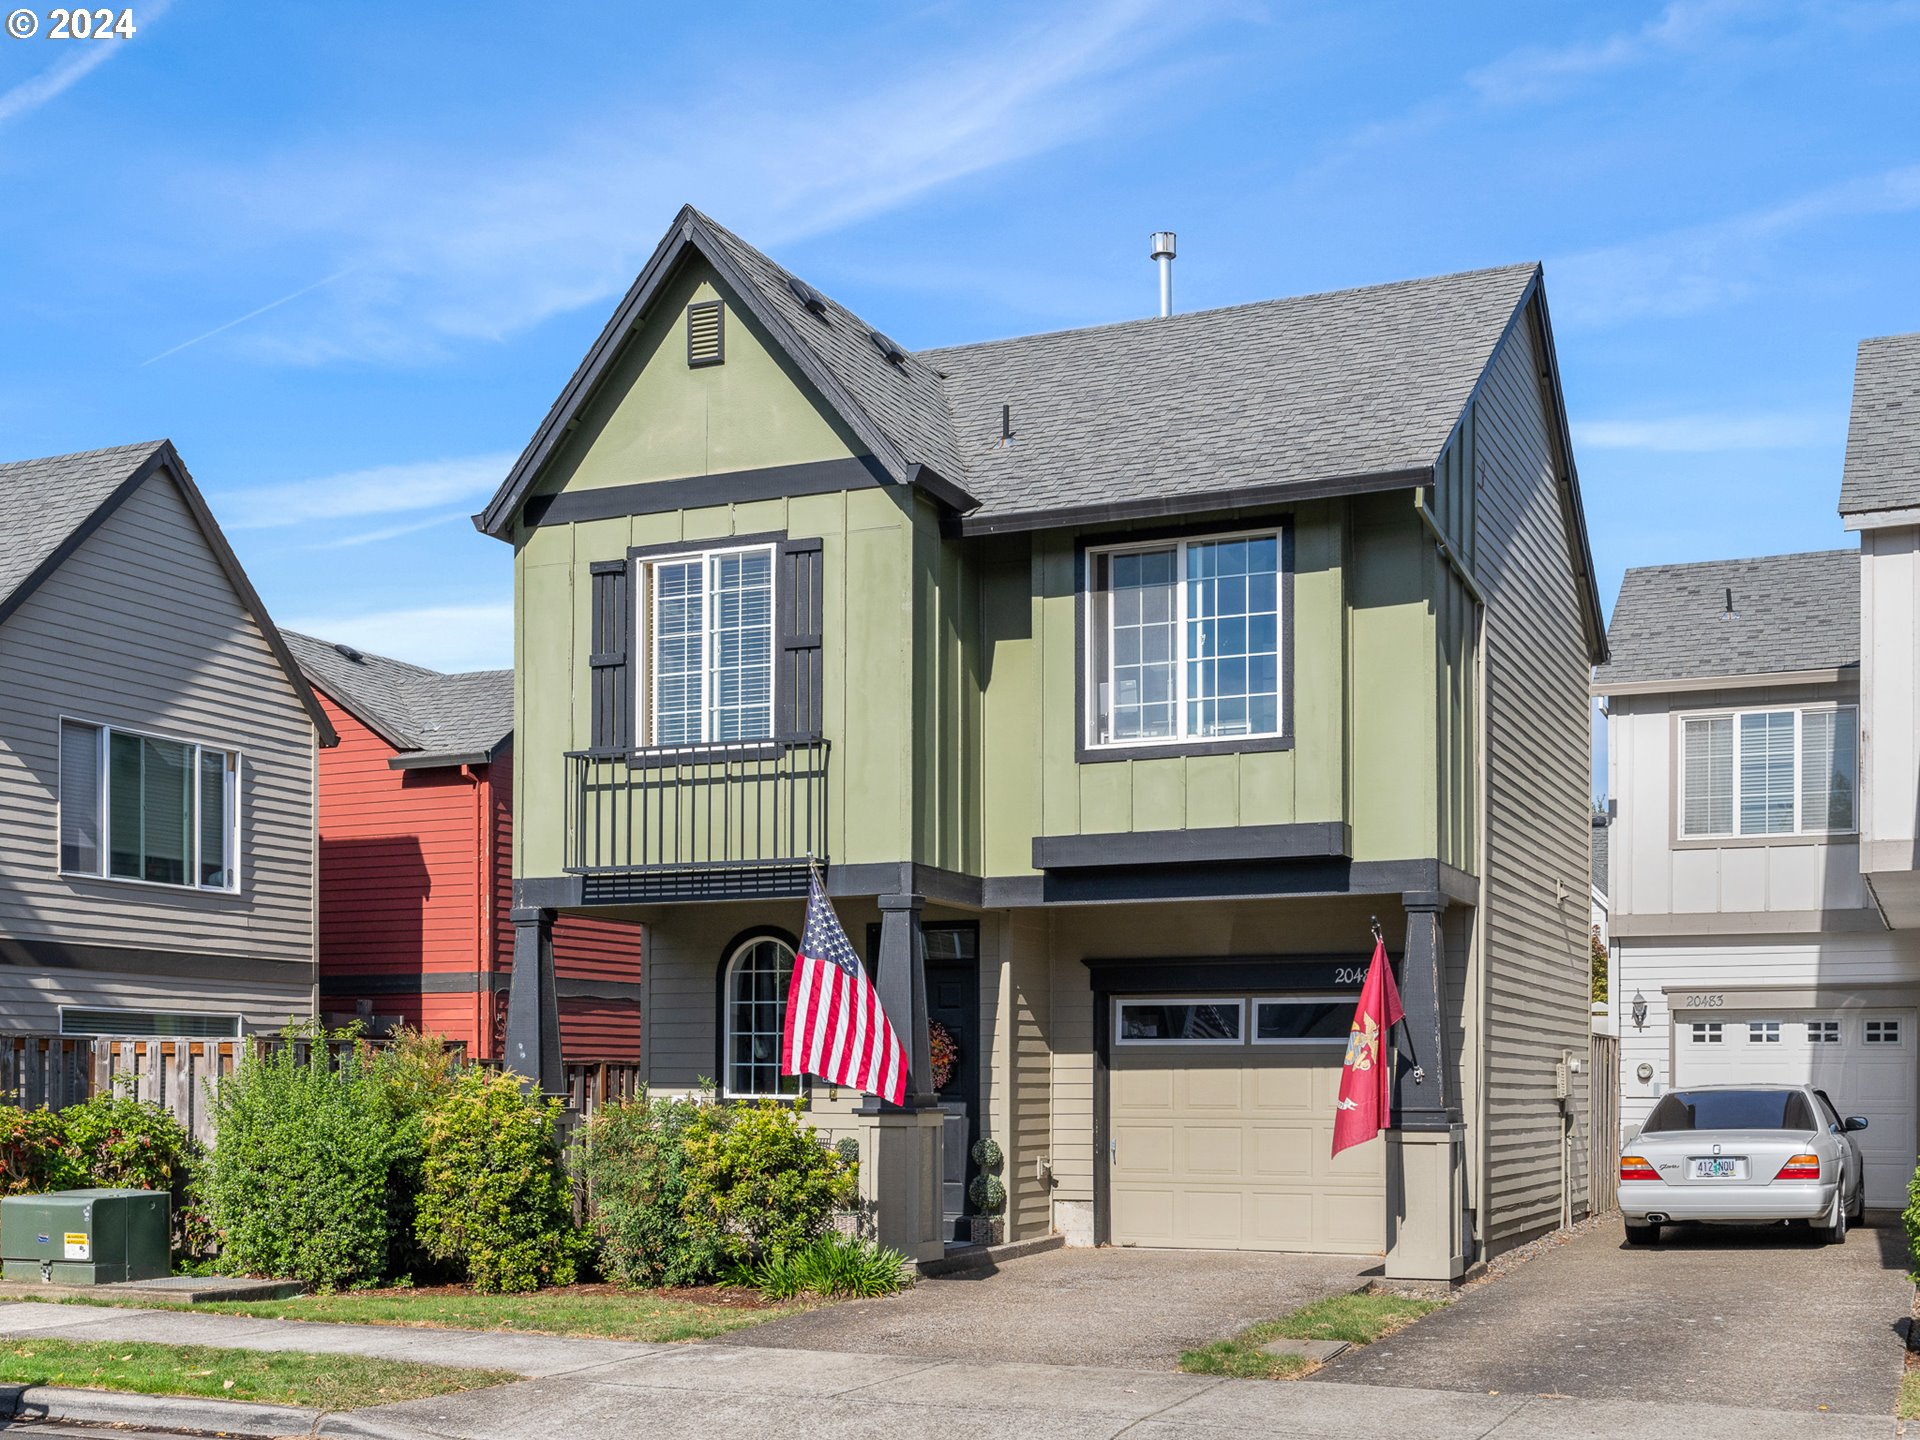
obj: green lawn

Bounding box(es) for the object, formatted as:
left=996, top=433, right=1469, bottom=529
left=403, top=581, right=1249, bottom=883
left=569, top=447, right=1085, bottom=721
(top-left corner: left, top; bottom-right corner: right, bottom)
left=55, top=1285, right=803, bottom=1343
left=0, top=1337, right=513, bottom=1409
left=1899, top=1369, right=1920, bottom=1420
left=1179, top=1292, right=1442, bottom=1381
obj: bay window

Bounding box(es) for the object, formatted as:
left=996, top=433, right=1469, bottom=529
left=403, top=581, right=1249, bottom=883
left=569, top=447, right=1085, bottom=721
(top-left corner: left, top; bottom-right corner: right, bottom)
left=1679, top=705, right=1856, bottom=838
left=59, top=719, right=239, bottom=890
left=638, top=543, right=774, bottom=748
left=1086, top=529, right=1283, bottom=750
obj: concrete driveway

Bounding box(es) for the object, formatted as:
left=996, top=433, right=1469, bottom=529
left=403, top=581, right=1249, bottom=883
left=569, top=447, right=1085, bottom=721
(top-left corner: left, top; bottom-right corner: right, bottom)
left=1317, top=1217, right=1913, bottom=1415
left=725, top=1245, right=1371, bottom=1370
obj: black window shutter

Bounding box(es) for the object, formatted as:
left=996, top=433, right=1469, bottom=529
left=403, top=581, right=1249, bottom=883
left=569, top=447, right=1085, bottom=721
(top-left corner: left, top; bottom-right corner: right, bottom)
left=589, top=560, right=631, bottom=751
left=776, top=538, right=824, bottom=742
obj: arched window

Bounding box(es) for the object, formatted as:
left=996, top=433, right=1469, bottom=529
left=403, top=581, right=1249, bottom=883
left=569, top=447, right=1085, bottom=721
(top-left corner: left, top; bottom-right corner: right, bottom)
left=723, top=934, right=802, bottom=1099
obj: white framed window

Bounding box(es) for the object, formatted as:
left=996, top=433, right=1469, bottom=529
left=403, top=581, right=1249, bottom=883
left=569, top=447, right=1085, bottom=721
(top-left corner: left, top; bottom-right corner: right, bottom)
left=1085, top=530, right=1282, bottom=749
left=60, top=1008, right=240, bottom=1039
left=1867, top=1019, right=1902, bottom=1045
left=722, top=935, right=802, bottom=1099
left=1690, top=1021, right=1723, bottom=1043
left=636, top=543, right=775, bottom=749
left=1748, top=1020, right=1781, bottom=1044
left=1808, top=1020, right=1841, bottom=1044
left=1679, top=705, right=1857, bottom=839
left=58, top=719, right=239, bottom=892
left=1114, top=998, right=1244, bottom=1044
left=1251, top=996, right=1349, bottom=1045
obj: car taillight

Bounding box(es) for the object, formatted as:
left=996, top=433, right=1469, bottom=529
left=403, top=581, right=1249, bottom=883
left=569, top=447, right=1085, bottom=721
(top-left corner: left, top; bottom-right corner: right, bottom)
left=1620, top=1155, right=1660, bottom=1181
left=1774, top=1154, right=1821, bottom=1181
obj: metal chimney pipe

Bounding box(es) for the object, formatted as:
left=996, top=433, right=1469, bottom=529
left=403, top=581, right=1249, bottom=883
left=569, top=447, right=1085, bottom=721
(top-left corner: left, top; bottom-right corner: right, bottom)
left=1150, top=231, right=1177, bottom=316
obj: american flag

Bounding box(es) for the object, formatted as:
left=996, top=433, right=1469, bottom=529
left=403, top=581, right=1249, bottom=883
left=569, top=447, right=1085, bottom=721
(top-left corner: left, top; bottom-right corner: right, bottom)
left=780, top=874, right=909, bottom=1105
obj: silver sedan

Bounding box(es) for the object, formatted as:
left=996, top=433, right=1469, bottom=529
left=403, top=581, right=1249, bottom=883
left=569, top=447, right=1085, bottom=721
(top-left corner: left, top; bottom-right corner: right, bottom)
left=1618, top=1084, right=1868, bottom=1246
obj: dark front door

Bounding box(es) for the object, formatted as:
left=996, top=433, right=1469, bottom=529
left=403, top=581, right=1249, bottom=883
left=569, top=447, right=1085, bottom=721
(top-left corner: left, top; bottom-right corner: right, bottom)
left=924, top=926, right=981, bottom=1243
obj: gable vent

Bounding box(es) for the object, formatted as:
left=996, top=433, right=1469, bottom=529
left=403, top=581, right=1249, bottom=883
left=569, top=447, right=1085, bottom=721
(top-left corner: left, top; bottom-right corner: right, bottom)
left=686, top=300, right=724, bottom=368
left=787, top=275, right=828, bottom=317
left=869, top=329, right=908, bottom=367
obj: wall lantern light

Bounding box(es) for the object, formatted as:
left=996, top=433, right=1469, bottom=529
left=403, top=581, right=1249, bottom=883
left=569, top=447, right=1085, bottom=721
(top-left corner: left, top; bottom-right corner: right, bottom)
left=1630, top=990, right=1648, bottom=1030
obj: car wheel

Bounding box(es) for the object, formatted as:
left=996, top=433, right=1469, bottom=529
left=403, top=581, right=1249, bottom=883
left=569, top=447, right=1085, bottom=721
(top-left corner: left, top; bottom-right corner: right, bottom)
left=1849, top=1186, right=1866, bottom=1225
left=1814, top=1196, right=1847, bottom=1246
left=1625, top=1221, right=1660, bottom=1246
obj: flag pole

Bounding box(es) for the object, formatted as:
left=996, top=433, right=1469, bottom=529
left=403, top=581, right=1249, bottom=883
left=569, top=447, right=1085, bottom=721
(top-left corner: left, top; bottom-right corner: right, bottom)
left=1370, top=915, right=1423, bottom=1087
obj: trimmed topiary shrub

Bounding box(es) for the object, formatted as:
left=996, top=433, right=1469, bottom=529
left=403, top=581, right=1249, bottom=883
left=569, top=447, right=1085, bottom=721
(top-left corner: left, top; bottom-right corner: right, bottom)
left=970, top=1137, right=1003, bottom=1170
left=968, top=1173, right=1006, bottom=1214
left=202, top=1030, right=400, bottom=1289
left=575, top=1093, right=722, bottom=1288
left=681, top=1100, right=857, bottom=1265
left=415, top=1070, right=584, bottom=1294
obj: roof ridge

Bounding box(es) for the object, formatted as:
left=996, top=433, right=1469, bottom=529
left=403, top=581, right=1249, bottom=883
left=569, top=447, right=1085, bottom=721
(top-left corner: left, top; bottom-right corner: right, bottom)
left=919, top=261, right=1541, bottom=360
left=283, top=628, right=446, bottom=681
left=1622, top=547, right=1858, bottom=577
left=0, top=440, right=167, bottom=474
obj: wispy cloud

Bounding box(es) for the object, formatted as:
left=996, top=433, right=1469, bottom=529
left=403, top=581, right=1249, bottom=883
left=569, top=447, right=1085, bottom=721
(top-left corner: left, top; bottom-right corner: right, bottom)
left=1550, top=164, right=1920, bottom=325
left=280, top=602, right=513, bottom=673
left=0, top=0, right=172, bottom=127
left=1573, top=412, right=1833, bottom=452
left=1466, top=0, right=1764, bottom=106
left=142, top=268, right=352, bottom=365
left=170, top=0, right=1244, bottom=365
left=216, top=452, right=514, bottom=529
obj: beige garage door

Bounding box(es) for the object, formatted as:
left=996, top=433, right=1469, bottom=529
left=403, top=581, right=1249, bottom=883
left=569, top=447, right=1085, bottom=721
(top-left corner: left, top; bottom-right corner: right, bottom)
left=1108, top=996, right=1384, bottom=1253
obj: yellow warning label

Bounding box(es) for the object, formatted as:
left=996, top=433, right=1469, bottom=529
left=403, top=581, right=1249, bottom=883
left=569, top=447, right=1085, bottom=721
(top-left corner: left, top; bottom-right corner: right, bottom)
left=63, top=1232, right=88, bottom=1260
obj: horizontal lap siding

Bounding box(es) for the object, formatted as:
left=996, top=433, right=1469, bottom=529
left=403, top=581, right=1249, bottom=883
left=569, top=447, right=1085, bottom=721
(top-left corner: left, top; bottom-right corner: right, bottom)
left=559, top=998, right=641, bottom=1061
left=1475, top=311, right=1595, bottom=1246
left=1008, top=908, right=1052, bottom=1238
left=0, top=473, right=317, bottom=991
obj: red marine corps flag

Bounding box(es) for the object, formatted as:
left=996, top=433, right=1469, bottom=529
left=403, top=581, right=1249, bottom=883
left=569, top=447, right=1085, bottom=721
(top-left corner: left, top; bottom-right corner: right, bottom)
left=781, top=870, right=909, bottom=1106
left=1331, top=932, right=1404, bottom=1157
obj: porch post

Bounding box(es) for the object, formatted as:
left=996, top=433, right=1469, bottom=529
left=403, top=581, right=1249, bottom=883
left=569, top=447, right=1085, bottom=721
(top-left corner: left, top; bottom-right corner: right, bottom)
left=1384, top=891, right=1467, bottom=1282
left=505, top=906, right=562, bottom=1095
left=868, top=891, right=944, bottom=1262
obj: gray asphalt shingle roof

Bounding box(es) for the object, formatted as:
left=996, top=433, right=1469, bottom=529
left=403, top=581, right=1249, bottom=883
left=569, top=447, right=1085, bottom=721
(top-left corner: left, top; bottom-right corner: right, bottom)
left=1594, top=549, right=1859, bottom=689
left=283, top=631, right=512, bottom=765
left=1839, top=332, right=1920, bottom=517
left=0, top=441, right=166, bottom=609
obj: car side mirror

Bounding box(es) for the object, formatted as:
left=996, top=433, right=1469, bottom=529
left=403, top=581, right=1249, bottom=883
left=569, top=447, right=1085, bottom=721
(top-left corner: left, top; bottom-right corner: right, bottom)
left=1844, top=1116, right=1869, bottom=1132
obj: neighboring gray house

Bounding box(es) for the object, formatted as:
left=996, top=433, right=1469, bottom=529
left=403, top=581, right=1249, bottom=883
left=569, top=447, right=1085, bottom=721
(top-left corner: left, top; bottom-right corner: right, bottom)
left=0, top=442, right=335, bottom=1037
left=1594, top=548, right=1920, bottom=1209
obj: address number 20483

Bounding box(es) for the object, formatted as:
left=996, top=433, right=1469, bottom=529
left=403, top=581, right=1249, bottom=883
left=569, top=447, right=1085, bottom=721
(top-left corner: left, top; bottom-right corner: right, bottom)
left=1683, top=993, right=1726, bottom=1009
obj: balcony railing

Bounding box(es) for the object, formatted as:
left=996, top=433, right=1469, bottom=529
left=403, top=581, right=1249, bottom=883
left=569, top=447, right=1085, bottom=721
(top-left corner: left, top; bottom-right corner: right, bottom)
left=564, top=740, right=829, bottom=903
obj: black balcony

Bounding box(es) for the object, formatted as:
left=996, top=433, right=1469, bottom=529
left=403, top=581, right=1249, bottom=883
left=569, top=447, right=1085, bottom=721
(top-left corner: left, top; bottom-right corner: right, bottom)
left=564, top=740, right=829, bottom=903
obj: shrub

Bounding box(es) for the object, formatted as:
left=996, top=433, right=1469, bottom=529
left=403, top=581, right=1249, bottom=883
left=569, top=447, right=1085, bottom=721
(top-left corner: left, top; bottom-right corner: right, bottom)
left=60, top=1089, right=209, bottom=1256
left=681, top=1100, right=858, bottom=1265
left=370, top=1028, right=467, bottom=1281
left=575, top=1094, right=722, bottom=1288
left=970, top=1137, right=1003, bottom=1170
left=0, top=1105, right=84, bottom=1196
left=968, top=1173, right=1006, bottom=1214
left=730, top=1232, right=908, bottom=1301
left=1905, top=1163, right=1920, bottom=1282
left=415, top=1070, right=583, bottom=1294
left=202, top=1029, right=399, bottom=1288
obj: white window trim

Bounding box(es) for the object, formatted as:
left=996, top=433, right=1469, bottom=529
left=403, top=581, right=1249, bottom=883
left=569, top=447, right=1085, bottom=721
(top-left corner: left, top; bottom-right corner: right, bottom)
left=57, top=715, right=243, bottom=895
left=721, top=935, right=803, bottom=1100
left=1676, top=702, right=1858, bottom=840
left=633, top=542, right=778, bottom=751
left=59, top=1006, right=241, bottom=1039
left=1112, top=996, right=1246, bottom=1046
left=1083, top=527, right=1284, bottom=752
left=1249, top=994, right=1352, bottom=1046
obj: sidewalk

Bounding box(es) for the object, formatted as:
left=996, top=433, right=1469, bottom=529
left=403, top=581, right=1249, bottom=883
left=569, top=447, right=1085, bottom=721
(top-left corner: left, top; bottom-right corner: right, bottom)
left=0, top=1301, right=1901, bottom=1438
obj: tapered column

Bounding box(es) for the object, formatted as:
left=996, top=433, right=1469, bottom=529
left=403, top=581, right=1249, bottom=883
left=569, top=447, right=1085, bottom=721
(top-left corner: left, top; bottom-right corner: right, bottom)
left=1385, top=890, right=1466, bottom=1281
left=505, top=906, right=562, bottom=1095
left=1392, top=892, right=1457, bottom=1129
left=876, top=892, right=934, bottom=1107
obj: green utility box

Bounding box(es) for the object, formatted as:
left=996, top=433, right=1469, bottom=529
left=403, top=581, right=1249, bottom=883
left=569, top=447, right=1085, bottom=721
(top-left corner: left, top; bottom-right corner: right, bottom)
left=1, top=1188, right=170, bottom=1284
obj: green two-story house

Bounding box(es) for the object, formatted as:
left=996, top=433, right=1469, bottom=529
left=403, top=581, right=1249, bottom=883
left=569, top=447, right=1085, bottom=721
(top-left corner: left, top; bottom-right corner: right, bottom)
left=475, top=207, right=1607, bottom=1280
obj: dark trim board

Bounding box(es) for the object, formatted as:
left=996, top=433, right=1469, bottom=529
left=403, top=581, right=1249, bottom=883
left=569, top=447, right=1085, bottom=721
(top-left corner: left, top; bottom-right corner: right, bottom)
left=1034, top=823, right=1349, bottom=871
left=0, top=936, right=315, bottom=987
left=322, top=972, right=641, bottom=1001
left=526, top=458, right=891, bottom=528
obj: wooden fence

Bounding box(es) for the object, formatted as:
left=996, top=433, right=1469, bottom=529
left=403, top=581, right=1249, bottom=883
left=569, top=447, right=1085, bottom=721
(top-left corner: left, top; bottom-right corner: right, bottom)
left=1588, top=1030, right=1620, bottom=1215
left=1, top=1033, right=644, bottom=1147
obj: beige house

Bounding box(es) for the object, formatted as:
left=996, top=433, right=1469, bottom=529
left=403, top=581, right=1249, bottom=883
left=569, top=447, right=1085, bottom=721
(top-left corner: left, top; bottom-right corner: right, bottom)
left=476, top=208, right=1607, bottom=1278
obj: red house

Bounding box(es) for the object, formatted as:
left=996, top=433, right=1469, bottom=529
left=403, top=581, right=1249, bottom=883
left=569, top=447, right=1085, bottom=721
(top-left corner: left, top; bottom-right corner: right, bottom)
left=284, top=632, right=638, bottom=1063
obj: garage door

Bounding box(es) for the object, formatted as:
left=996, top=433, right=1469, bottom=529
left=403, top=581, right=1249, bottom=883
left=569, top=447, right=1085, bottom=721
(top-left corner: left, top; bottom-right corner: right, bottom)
left=1674, top=1007, right=1916, bottom=1207
left=1107, top=996, right=1383, bottom=1253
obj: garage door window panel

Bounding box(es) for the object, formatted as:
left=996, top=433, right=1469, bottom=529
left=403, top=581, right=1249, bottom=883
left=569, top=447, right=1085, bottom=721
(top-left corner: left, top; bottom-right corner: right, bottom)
left=1252, top=997, right=1349, bottom=1044
left=1116, top=999, right=1243, bottom=1044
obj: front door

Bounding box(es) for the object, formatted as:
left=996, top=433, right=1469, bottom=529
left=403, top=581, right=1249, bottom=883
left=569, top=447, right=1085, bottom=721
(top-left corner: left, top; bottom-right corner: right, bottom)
left=924, top=926, right=981, bottom=1243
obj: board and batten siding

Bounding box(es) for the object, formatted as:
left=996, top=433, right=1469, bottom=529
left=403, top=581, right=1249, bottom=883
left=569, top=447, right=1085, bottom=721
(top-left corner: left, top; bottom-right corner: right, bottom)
left=0, top=470, right=317, bottom=1029
left=1472, top=308, right=1596, bottom=1246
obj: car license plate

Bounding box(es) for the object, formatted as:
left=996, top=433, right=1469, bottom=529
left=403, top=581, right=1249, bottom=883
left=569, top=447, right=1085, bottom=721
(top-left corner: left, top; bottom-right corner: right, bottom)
left=1689, top=1157, right=1746, bottom=1179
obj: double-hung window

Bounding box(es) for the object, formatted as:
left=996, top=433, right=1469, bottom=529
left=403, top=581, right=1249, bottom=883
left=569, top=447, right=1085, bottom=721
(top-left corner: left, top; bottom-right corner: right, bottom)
left=636, top=543, right=775, bottom=748
left=59, top=720, right=239, bottom=891
left=1678, top=705, right=1857, bottom=839
left=1085, top=529, right=1283, bottom=749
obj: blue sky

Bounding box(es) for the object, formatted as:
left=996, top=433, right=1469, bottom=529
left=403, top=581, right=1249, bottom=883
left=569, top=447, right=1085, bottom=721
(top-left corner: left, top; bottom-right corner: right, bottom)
left=2, top=0, right=1916, bottom=701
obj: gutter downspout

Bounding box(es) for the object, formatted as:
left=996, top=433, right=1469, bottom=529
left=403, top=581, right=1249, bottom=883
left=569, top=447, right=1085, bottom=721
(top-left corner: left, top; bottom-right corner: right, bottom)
left=1415, top=491, right=1491, bottom=1266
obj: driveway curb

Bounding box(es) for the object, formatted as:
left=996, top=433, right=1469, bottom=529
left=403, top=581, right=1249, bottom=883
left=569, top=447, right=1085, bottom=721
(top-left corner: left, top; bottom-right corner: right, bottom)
left=0, top=1381, right=324, bottom=1436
